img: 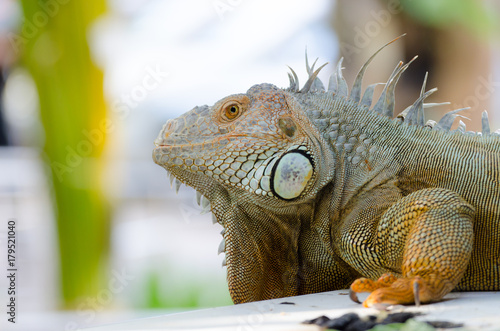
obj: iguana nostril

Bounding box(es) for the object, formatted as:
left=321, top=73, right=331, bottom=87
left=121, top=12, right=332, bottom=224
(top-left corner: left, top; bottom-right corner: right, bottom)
left=163, top=119, right=178, bottom=137
left=153, top=119, right=179, bottom=146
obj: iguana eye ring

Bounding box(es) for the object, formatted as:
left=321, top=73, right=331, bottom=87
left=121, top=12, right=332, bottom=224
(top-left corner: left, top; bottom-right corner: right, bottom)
left=223, top=103, right=241, bottom=120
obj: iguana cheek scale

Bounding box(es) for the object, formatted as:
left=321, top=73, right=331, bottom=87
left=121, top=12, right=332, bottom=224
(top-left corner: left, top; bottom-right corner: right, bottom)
left=153, top=35, right=500, bottom=307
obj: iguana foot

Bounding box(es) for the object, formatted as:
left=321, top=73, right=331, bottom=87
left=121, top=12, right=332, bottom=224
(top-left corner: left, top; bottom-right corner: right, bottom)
left=351, top=273, right=460, bottom=308
left=350, top=273, right=399, bottom=307
left=352, top=276, right=422, bottom=308
left=356, top=274, right=455, bottom=308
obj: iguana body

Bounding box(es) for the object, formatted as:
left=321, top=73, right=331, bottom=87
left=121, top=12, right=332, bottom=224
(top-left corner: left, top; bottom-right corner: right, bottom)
left=153, top=38, right=500, bottom=307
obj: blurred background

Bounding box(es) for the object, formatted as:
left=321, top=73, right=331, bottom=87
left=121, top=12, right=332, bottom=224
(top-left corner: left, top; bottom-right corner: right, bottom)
left=0, top=0, right=498, bottom=330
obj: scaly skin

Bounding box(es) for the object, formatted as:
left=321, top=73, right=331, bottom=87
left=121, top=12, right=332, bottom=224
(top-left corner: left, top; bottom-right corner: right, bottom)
left=153, top=40, right=500, bottom=307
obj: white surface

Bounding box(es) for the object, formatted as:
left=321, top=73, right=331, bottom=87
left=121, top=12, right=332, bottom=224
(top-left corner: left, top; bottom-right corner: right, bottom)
left=87, top=290, right=500, bottom=330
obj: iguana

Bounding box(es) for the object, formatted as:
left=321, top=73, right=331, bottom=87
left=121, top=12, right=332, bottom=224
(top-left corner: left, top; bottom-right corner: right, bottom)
left=152, top=37, right=500, bottom=308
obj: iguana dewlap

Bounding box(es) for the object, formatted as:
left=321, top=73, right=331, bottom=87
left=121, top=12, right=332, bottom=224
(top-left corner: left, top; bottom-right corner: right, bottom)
left=153, top=37, right=500, bottom=307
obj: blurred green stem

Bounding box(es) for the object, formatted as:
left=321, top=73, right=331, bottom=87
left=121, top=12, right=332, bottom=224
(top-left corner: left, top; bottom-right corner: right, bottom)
left=19, top=0, right=109, bottom=308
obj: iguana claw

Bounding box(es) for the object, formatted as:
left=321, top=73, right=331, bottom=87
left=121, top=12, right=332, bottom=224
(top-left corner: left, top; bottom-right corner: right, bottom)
left=413, top=279, right=420, bottom=307
left=349, top=288, right=361, bottom=304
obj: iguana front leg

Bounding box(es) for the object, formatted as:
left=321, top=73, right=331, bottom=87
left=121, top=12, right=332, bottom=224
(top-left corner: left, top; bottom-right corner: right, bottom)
left=349, top=188, right=475, bottom=307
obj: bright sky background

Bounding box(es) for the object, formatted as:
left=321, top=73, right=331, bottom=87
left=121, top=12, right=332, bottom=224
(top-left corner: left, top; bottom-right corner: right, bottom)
left=91, top=0, right=337, bottom=126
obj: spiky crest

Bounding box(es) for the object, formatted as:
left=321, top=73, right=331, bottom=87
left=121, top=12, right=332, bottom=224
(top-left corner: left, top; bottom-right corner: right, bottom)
left=286, top=36, right=498, bottom=136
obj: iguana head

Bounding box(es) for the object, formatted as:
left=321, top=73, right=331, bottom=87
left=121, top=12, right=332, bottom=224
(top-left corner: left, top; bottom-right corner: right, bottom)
left=153, top=82, right=335, bottom=302
left=153, top=83, right=333, bottom=204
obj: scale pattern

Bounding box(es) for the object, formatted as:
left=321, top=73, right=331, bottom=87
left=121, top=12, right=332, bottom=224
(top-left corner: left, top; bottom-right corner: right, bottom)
left=153, top=36, right=500, bottom=306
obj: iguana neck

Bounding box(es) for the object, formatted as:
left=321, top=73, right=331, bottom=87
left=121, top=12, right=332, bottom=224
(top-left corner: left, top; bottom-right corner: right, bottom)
left=303, top=93, right=500, bottom=207
left=214, top=191, right=304, bottom=303
left=300, top=94, right=402, bottom=204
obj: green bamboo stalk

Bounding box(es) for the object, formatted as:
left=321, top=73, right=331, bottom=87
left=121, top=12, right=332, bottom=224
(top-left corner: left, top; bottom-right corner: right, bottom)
left=18, top=0, right=109, bottom=308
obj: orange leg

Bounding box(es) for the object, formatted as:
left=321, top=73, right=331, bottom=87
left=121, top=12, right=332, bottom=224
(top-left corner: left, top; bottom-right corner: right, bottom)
left=349, top=189, right=475, bottom=307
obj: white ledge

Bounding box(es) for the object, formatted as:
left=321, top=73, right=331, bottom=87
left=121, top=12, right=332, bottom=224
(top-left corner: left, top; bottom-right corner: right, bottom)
left=87, top=290, right=500, bottom=330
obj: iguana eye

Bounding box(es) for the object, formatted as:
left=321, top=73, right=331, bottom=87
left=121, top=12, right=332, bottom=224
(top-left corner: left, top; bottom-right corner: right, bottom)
left=224, top=103, right=241, bottom=120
